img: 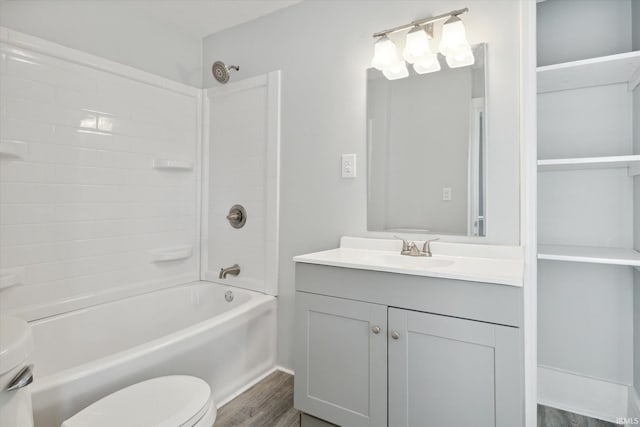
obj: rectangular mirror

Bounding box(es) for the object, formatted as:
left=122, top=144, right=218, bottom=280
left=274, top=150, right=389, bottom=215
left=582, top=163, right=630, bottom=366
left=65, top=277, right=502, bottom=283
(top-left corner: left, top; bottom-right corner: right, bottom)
left=367, top=43, right=486, bottom=236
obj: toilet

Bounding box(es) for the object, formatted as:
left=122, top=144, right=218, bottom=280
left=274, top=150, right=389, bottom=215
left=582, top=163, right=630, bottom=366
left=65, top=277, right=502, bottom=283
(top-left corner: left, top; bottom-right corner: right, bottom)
left=61, top=376, right=217, bottom=427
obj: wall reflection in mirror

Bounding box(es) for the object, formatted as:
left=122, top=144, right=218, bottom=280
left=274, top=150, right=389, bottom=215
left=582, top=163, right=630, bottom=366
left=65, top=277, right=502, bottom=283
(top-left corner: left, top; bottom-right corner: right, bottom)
left=367, top=43, right=486, bottom=237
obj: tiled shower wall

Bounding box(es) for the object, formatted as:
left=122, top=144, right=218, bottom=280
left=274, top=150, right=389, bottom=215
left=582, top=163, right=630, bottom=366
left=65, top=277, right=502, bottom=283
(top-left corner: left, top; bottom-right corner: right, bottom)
left=0, top=35, right=200, bottom=319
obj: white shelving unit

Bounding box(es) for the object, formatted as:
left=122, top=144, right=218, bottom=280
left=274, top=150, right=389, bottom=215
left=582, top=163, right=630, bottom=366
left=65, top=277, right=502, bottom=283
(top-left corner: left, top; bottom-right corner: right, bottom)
left=535, top=2, right=640, bottom=423
left=537, top=50, right=640, bottom=93
left=538, top=244, right=640, bottom=267
left=537, top=155, right=640, bottom=175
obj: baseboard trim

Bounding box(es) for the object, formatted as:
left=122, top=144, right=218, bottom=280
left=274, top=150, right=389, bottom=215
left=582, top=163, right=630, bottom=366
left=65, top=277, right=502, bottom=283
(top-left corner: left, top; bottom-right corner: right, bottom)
left=276, top=365, right=295, bottom=376
left=538, top=366, right=628, bottom=423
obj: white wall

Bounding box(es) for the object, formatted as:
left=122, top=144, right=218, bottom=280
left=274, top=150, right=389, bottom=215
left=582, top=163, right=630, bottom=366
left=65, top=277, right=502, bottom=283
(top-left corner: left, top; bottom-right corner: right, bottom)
left=537, top=0, right=632, bottom=66
left=0, top=31, right=200, bottom=319
left=0, top=1, right=202, bottom=87
left=202, top=0, right=521, bottom=369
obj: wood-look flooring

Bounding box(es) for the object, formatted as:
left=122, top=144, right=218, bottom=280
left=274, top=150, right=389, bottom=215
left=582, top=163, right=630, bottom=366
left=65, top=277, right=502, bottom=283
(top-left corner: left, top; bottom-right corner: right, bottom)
left=215, top=371, right=616, bottom=427
left=538, top=405, right=616, bottom=427
left=215, top=370, right=300, bottom=427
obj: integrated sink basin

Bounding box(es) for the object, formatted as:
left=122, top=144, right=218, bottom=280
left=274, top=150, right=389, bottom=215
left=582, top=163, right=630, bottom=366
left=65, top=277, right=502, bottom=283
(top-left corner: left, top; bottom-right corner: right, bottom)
left=293, top=236, right=524, bottom=286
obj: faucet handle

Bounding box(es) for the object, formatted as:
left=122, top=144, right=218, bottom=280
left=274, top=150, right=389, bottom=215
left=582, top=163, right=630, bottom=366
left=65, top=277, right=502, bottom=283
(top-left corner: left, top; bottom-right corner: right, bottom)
left=422, top=238, right=440, bottom=254
left=394, top=235, right=410, bottom=252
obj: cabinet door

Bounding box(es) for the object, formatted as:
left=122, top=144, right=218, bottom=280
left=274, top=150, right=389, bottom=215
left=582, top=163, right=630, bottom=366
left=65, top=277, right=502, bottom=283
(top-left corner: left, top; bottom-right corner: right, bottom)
left=388, top=308, right=523, bottom=427
left=294, top=292, right=387, bottom=427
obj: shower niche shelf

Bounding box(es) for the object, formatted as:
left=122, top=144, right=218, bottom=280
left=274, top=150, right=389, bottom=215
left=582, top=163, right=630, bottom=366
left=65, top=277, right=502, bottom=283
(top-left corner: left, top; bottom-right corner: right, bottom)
left=0, top=140, right=27, bottom=160
left=537, top=155, right=640, bottom=175
left=0, top=266, right=25, bottom=290
left=152, top=159, right=194, bottom=171
left=150, top=245, right=193, bottom=263
left=538, top=245, right=640, bottom=267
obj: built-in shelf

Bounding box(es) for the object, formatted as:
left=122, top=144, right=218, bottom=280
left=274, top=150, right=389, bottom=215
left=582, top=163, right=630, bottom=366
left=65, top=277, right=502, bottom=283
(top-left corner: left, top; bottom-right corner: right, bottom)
left=537, top=50, right=640, bottom=93
left=0, top=140, right=27, bottom=160
left=150, top=245, right=193, bottom=263
left=152, top=159, right=194, bottom=171
left=538, top=244, right=640, bottom=267
left=537, top=155, right=640, bottom=175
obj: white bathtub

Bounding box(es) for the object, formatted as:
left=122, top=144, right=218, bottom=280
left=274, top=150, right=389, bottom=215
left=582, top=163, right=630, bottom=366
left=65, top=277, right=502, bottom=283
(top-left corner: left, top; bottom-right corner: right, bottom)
left=27, top=281, right=277, bottom=427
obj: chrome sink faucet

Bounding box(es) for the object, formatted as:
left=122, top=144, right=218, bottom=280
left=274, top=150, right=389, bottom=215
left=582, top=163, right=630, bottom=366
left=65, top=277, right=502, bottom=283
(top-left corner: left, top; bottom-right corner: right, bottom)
left=397, top=237, right=440, bottom=257
left=219, top=264, right=240, bottom=279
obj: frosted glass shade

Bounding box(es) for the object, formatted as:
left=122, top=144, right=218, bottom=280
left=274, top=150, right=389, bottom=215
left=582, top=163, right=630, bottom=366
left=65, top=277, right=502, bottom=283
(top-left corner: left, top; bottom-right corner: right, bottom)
left=438, top=16, right=471, bottom=58
left=445, top=46, right=475, bottom=68
left=413, top=55, right=441, bottom=74
left=371, top=36, right=400, bottom=71
left=403, top=26, right=433, bottom=64
left=382, top=61, right=409, bottom=80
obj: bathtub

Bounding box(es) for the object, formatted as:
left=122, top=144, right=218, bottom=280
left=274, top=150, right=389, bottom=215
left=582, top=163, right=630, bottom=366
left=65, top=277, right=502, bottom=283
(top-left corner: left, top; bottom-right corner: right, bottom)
left=27, top=281, right=277, bottom=427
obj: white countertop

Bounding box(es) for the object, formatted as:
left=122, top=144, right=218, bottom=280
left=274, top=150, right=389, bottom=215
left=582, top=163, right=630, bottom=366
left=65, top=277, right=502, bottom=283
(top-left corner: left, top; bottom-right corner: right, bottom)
left=293, top=237, right=524, bottom=287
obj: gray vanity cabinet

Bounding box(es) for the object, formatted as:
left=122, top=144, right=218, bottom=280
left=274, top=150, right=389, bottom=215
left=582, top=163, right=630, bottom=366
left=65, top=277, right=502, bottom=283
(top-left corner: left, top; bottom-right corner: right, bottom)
left=387, top=308, right=522, bottom=427
left=294, top=263, right=524, bottom=427
left=294, top=292, right=388, bottom=427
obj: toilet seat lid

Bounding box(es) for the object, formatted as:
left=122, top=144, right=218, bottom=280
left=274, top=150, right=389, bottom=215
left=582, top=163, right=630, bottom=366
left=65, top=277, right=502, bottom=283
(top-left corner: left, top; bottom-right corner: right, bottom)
left=62, top=376, right=213, bottom=427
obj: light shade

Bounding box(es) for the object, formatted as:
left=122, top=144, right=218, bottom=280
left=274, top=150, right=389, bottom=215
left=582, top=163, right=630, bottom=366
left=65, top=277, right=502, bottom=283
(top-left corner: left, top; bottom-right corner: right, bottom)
left=403, top=26, right=432, bottom=64
left=382, top=61, right=409, bottom=80
left=438, top=15, right=471, bottom=58
left=413, top=55, right=441, bottom=74
left=371, top=36, right=401, bottom=71
left=445, top=46, right=475, bottom=68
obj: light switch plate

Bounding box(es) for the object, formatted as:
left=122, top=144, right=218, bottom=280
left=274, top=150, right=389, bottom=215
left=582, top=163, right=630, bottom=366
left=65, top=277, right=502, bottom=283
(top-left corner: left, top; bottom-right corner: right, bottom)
left=341, top=154, right=356, bottom=178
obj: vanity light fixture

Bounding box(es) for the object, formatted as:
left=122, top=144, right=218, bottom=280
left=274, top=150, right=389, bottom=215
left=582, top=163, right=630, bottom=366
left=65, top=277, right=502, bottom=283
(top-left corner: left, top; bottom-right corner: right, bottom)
left=371, top=7, right=473, bottom=79
left=439, top=15, right=475, bottom=68
left=371, top=35, right=402, bottom=71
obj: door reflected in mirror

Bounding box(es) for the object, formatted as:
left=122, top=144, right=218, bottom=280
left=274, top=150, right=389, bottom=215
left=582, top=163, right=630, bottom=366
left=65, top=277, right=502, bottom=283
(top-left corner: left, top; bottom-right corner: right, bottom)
left=367, top=43, right=486, bottom=237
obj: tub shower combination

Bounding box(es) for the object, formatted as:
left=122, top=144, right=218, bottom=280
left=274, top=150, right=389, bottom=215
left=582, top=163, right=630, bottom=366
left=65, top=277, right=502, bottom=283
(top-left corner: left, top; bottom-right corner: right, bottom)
left=30, top=282, right=276, bottom=427
left=0, top=26, right=281, bottom=426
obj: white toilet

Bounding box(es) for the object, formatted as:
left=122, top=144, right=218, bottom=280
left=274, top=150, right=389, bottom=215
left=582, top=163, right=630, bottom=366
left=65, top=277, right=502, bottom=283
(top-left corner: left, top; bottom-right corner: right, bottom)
left=61, top=376, right=217, bottom=427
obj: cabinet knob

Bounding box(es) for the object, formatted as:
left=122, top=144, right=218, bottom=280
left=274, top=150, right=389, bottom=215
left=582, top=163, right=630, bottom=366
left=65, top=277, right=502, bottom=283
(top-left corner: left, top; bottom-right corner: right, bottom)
left=372, top=325, right=381, bottom=334
left=391, top=331, right=400, bottom=340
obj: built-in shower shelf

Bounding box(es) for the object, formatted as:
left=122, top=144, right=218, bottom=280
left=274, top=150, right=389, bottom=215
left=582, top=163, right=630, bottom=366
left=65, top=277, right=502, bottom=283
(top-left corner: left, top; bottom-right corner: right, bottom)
left=0, top=266, right=25, bottom=290
left=537, top=50, right=640, bottom=93
left=150, top=245, right=193, bottom=263
left=152, top=159, right=194, bottom=171
left=0, top=140, right=28, bottom=160
left=538, top=244, right=640, bottom=267
left=537, top=155, right=640, bottom=175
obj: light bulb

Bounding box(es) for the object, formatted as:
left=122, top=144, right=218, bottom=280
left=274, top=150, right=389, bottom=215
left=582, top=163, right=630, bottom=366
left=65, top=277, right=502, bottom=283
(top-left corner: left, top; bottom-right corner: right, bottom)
left=445, top=46, right=475, bottom=68
left=439, top=15, right=471, bottom=58
left=382, top=61, right=409, bottom=80
left=413, top=55, right=441, bottom=74
left=403, top=26, right=432, bottom=64
left=371, top=35, right=400, bottom=71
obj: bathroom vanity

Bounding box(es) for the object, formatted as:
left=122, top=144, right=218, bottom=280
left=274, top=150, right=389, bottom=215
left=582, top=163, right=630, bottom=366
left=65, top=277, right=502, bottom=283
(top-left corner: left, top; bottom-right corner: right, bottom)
left=293, top=237, right=524, bottom=427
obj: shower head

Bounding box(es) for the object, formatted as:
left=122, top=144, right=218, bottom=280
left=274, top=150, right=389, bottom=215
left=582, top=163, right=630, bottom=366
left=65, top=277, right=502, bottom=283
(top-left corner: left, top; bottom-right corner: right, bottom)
left=212, top=61, right=239, bottom=84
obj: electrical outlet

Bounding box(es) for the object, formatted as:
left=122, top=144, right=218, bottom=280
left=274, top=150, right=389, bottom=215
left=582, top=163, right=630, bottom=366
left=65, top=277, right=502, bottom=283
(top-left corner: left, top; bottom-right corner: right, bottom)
left=442, top=187, right=452, bottom=201
left=341, top=154, right=356, bottom=178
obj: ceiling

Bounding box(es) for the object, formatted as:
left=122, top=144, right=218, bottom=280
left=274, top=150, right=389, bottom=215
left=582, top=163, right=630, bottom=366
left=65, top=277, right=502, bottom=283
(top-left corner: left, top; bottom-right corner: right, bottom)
left=0, top=0, right=303, bottom=40
left=119, top=0, right=303, bottom=39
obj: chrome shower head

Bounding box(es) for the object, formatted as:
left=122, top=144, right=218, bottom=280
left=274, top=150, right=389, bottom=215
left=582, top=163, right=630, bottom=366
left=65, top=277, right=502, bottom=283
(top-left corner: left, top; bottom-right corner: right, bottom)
left=212, top=61, right=239, bottom=84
